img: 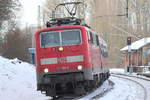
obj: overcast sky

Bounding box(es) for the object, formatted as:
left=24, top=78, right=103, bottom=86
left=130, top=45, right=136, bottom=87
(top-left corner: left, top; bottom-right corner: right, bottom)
left=20, top=0, right=44, bottom=25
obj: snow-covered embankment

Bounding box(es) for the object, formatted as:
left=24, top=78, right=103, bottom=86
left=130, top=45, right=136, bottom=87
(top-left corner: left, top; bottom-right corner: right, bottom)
left=0, top=56, right=49, bottom=100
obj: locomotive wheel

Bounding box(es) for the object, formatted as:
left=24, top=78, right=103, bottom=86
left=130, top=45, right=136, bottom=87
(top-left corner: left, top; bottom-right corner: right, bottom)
left=46, top=87, right=56, bottom=97
left=84, top=81, right=92, bottom=91
left=74, top=86, right=86, bottom=95
left=52, top=96, right=57, bottom=100
left=52, top=96, right=61, bottom=100
left=74, top=83, right=86, bottom=96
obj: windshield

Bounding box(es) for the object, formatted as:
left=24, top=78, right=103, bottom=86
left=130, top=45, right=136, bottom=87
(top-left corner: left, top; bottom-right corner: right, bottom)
left=40, top=30, right=81, bottom=48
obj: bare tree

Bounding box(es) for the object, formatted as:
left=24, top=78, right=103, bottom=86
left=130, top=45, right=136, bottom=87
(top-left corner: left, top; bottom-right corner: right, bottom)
left=1, top=26, right=32, bottom=61
left=0, top=0, right=21, bottom=54
left=0, top=0, right=20, bottom=29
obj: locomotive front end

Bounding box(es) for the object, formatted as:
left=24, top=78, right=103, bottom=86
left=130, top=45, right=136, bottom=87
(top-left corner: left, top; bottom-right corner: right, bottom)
left=35, top=26, right=89, bottom=96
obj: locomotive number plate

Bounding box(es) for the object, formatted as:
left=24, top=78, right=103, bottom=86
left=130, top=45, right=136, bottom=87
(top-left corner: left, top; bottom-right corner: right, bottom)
left=57, top=57, right=67, bottom=63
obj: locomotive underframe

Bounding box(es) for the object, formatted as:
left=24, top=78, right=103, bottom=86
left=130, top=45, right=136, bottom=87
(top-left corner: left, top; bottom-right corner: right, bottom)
left=36, top=68, right=110, bottom=97
left=37, top=72, right=84, bottom=96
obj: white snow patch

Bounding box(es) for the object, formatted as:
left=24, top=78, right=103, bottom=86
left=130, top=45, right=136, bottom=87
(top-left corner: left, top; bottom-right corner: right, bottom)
left=0, top=56, right=49, bottom=100
left=99, top=76, right=144, bottom=100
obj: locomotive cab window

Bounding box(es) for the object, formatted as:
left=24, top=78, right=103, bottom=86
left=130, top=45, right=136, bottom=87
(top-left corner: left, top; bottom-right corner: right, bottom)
left=40, top=30, right=81, bottom=48
left=62, top=30, right=81, bottom=45
left=41, top=31, right=60, bottom=48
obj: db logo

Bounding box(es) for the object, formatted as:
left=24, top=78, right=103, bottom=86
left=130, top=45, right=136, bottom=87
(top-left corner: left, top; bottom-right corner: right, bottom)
left=57, top=57, right=67, bottom=63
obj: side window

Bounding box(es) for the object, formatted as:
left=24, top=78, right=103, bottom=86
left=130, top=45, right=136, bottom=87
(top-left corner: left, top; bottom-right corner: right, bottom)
left=96, top=35, right=99, bottom=46
left=100, top=43, right=108, bottom=58
left=89, top=31, right=99, bottom=46
left=92, top=33, right=97, bottom=45
left=89, top=32, right=94, bottom=44
left=103, top=46, right=108, bottom=57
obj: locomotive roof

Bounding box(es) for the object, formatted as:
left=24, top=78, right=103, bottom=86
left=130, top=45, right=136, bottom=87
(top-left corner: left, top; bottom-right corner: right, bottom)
left=36, top=25, right=90, bottom=33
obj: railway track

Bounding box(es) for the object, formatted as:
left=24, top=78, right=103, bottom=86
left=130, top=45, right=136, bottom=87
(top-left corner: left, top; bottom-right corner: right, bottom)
left=111, top=73, right=150, bottom=81
left=51, top=95, right=79, bottom=100
left=111, top=73, right=150, bottom=100
left=50, top=93, right=87, bottom=100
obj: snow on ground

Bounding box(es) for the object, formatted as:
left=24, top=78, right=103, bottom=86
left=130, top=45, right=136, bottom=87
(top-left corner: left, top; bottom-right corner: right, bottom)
left=80, top=68, right=147, bottom=100
left=80, top=75, right=145, bottom=100
left=0, top=56, right=50, bottom=100
left=99, top=76, right=145, bottom=100
left=118, top=75, right=150, bottom=100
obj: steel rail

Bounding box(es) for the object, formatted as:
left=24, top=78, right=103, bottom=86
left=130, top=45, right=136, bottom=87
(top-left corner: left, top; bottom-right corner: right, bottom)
left=111, top=73, right=150, bottom=81
left=111, top=74, right=148, bottom=100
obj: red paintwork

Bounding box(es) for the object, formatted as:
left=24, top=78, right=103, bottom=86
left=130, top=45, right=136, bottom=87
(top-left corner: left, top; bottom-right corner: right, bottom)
left=35, top=25, right=107, bottom=73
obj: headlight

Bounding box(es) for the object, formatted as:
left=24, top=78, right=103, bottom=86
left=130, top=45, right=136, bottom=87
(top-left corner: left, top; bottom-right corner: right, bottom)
left=58, top=47, right=64, bottom=51
left=77, top=65, right=82, bottom=70
left=44, top=68, right=49, bottom=73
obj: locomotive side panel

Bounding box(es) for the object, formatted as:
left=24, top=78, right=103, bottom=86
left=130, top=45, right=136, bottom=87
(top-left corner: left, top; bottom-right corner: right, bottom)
left=88, top=31, right=105, bottom=74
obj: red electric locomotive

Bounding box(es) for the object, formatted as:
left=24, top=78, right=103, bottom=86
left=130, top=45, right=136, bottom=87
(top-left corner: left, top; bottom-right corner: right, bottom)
left=35, top=2, right=109, bottom=98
